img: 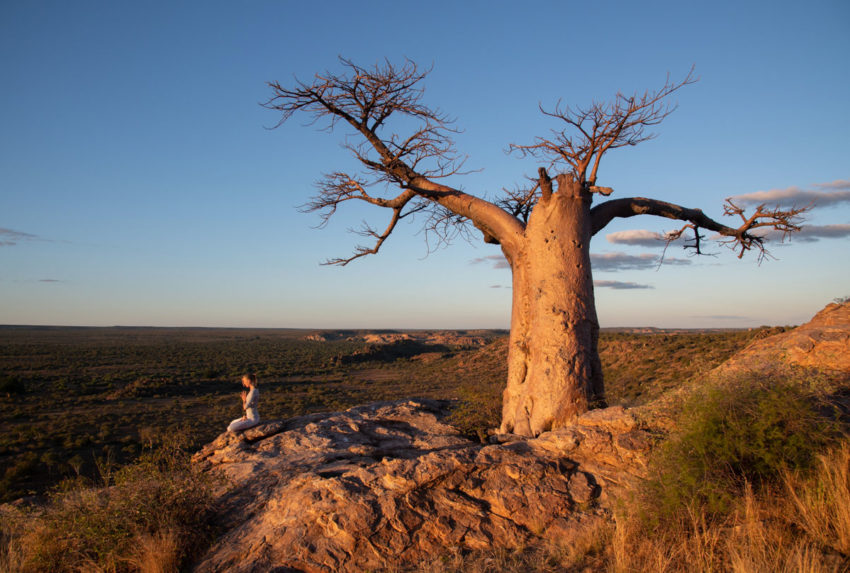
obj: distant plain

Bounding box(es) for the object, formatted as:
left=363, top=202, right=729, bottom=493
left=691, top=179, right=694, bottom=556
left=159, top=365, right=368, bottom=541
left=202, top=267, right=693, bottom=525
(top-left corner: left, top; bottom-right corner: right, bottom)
left=0, top=325, right=772, bottom=502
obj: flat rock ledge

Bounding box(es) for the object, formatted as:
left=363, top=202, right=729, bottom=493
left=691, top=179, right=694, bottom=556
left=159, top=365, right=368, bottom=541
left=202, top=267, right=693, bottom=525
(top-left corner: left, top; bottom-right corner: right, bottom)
left=191, top=399, right=650, bottom=572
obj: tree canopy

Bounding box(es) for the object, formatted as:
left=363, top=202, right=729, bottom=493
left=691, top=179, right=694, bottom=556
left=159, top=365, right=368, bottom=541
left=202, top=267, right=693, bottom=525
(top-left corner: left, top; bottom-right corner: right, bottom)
left=265, top=59, right=806, bottom=266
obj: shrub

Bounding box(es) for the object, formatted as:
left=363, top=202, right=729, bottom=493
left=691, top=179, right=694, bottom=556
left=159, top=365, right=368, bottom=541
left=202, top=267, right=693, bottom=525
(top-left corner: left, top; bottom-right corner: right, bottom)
left=448, top=383, right=502, bottom=442
left=2, top=437, right=218, bottom=572
left=0, top=375, right=25, bottom=396
left=642, top=371, right=843, bottom=524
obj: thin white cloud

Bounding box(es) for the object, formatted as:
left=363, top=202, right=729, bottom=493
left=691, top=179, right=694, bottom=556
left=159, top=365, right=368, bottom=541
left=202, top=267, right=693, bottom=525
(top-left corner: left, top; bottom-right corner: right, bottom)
left=813, top=180, right=850, bottom=191
left=729, top=180, right=850, bottom=209
left=754, top=223, right=850, bottom=243
left=606, top=229, right=679, bottom=248
left=591, top=252, right=691, bottom=271
left=594, top=280, right=653, bottom=290
left=470, top=255, right=509, bottom=269
left=0, top=228, right=39, bottom=247
left=473, top=252, right=691, bottom=271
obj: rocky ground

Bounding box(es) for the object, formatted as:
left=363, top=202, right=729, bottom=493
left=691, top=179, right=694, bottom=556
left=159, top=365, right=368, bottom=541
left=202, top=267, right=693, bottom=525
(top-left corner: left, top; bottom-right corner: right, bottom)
left=191, top=401, right=649, bottom=572
left=714, top=301, right=850, bottom=375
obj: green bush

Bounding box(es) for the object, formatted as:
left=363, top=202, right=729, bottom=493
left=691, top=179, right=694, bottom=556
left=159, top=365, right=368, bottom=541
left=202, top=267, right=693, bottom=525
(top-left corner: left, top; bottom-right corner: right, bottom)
left=643, top=372, right=843, bottom=524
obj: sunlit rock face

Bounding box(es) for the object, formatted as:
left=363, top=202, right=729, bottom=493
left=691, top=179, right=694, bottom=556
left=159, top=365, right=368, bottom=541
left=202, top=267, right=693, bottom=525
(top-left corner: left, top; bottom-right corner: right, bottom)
left=716, top=302, right=850, bottom=376
left=192, top=399, right=648, bottom=572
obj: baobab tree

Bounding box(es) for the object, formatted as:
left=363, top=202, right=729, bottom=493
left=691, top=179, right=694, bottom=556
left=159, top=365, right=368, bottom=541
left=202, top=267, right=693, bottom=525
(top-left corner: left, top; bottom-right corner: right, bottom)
left=265, top=59, right=806, bottom=437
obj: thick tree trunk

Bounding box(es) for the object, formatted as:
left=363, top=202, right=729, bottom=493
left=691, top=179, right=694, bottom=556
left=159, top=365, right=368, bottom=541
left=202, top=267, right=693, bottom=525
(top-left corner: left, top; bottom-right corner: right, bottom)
left=500, top=178, right=604, bottom=436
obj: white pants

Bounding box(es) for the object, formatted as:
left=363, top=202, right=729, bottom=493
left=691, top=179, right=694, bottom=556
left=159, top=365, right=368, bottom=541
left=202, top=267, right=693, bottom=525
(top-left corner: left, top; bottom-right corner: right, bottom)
left=227, top=415, right=260, bottom=432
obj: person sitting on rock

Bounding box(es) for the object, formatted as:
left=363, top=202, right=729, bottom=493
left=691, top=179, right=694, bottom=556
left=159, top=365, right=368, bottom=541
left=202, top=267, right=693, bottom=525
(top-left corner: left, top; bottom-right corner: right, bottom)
left=227, top=373, right=261, bottom=432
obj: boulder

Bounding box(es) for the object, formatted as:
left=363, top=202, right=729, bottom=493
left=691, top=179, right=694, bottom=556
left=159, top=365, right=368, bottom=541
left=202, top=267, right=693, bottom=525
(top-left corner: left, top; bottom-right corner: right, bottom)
left=192, top=399, right=649, bottom=572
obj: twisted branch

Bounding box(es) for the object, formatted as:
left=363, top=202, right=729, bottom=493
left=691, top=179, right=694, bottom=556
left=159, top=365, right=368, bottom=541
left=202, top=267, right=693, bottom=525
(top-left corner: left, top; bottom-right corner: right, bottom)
left=591, top=196, right=809, bottom=262
left=267, top=58, right=523, bottom=264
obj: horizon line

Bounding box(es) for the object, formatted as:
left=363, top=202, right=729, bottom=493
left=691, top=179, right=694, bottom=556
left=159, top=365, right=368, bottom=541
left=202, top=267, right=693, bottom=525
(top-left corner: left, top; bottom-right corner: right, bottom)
left=0, top=323, right=777, bottom=332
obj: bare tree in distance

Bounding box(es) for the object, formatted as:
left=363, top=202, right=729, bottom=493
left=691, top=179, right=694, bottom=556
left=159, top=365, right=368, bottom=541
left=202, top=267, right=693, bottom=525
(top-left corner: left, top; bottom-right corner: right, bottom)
left=265, top=58, right=808, bottom=437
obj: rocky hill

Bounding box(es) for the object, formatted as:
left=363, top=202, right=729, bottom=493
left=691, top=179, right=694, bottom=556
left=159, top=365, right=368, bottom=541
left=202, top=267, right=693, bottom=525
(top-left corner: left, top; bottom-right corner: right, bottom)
left=191, top=400, right=649, bottom=572
left=713, top=301, right=850, bottom=376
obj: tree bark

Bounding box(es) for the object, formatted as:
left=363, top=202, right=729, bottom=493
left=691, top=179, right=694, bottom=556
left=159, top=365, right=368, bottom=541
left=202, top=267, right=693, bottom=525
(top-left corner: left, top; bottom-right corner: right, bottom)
left=500, top=177, right=604, bottom=436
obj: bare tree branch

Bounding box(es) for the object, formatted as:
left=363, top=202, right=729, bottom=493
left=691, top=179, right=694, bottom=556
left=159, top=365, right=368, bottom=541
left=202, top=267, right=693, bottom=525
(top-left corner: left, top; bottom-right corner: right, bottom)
left=299, top=172, right=418, bottom=225
left=264, top=58, right=464, bottom=185
left=495, top=178, right=541, bottom=224
left=590, top=196, right=809, bottom=261
left=266, top=58, right=525, bottom=264
left=509, top=67, right=697, bottom=186
left=419, top=203, right=477, bottom=253
left=323, top=209, right=406, bottom=266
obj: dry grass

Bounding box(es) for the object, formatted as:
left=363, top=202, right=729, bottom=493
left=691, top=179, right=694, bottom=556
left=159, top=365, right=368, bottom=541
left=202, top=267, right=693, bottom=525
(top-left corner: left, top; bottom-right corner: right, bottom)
left=611, top=443, right=850, bottom=573
left=0, top=439, right=216, bottom=573
left=125, top=529, right=180, bottom=573
left=786, top=444, right=850, bottom=556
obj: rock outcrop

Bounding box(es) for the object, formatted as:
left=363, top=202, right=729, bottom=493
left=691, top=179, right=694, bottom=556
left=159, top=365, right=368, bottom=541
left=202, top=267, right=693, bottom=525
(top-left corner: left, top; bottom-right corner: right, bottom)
left=192, top=399, right=649, bottom=572
left=715, top=302, right=850, bottom=376
left=305, top=330, right=491, bottom=347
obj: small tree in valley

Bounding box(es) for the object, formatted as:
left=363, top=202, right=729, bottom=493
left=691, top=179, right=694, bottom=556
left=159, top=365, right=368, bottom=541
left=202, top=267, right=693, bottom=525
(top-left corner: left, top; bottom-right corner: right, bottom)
left=265, top=59, right=806, bottom=436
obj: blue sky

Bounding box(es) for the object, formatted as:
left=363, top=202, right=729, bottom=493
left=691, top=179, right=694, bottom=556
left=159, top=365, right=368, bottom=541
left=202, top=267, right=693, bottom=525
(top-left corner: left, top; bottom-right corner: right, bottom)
left=1, top=0, right=848, bottom=329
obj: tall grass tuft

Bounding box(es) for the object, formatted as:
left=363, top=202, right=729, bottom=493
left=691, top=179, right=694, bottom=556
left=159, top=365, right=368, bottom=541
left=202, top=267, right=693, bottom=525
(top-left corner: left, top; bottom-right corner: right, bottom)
left=784, top=443, right=850, bottom=557
left=125, top=529, right=181, bottom=573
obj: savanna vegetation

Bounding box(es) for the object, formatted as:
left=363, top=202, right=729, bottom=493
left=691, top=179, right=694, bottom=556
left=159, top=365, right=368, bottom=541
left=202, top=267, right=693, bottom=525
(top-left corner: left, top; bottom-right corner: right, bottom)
left=3, top=323, right=849, bottom=571
left=0, top=325, right=767, bottom=503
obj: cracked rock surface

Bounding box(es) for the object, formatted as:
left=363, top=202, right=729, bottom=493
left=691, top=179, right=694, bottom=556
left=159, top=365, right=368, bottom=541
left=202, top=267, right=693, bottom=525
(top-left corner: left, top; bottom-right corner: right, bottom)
left=191, top=399, right=649, bottom=572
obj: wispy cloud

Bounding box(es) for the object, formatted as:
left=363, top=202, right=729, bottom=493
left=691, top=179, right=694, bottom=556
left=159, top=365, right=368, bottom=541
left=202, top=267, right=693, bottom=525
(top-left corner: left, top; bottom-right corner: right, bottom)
left=38, top=279, right=63, bottom=283
left=729, top=180, right=850, bottom=209
left=813, top=180, right=850, bottom=191
left=472, top=252, right=692, bottom=271
left=754, top=223, right=850, bottom=243
left=606, top=229, right=677, bottom=247
left=591, top=252, right=691, bottom=271
left=0, top=228, right=40, bottom=247
left=594, top=280, right=653, bottom=290
left=470, top=255, right=509, bottom=269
